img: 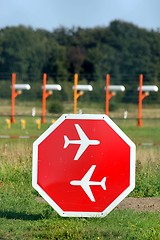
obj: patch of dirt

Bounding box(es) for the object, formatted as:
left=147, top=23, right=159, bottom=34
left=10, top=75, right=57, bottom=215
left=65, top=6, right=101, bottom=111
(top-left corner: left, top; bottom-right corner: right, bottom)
left=36, top=197, right=160, bottom=212
left=116, top=197, right=160, bottom=212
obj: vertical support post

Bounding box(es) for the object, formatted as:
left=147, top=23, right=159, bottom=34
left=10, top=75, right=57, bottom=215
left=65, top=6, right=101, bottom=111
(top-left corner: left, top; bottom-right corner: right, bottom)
left=41, top=73, right=47, bottom=124
left=73, top=73, right=78, bottom=114
left=137, top=74, right=143, bottom=127
left=105, top=74, right=115, bottom=116
left=137, top=74, right=148, bottom=127
left=41, top=73, right=52, bottom=124
left=11, top=73, right=20, bottom=123
left=105, top=74, right=110, bottom=116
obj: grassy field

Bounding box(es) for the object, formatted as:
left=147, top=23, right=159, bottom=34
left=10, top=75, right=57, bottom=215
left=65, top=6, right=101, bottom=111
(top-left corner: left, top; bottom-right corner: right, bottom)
left=0, top=139, right=159, bottom=239
left=0, top=103, right=160, bottom=239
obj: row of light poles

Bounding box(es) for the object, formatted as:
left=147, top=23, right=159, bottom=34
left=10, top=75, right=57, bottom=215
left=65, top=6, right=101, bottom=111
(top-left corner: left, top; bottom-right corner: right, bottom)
left=10, top=73, right=158, bottom=127
left=105, top=74, right=158, bottom=126
left=67, top=73, right=158, bottom=127
left=11, top=73, right=62, bottom=124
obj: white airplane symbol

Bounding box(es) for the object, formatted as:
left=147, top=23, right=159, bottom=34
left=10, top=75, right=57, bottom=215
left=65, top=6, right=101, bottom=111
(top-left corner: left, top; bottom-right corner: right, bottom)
left=64, top=124, right=100, bottom=160
left=70, top=165, right=106, bottom=202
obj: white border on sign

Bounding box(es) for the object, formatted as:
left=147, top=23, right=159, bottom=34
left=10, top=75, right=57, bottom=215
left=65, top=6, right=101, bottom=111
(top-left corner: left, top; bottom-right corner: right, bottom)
left=32, top=114, right=136, bottom=218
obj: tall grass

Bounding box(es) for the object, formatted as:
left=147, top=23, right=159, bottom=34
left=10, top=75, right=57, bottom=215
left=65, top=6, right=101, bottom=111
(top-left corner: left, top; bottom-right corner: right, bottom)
left=0, top=135, right=159, bottom=239
left=0, top=140, right=159, bottom=199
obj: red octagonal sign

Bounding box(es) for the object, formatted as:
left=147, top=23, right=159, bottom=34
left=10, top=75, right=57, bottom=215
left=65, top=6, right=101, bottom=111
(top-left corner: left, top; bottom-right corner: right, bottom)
left=32, top=114, right=136, bottom=217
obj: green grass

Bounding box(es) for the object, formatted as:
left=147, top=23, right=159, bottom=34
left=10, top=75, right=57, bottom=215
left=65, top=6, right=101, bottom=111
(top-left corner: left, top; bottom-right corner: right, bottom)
left=0, top=116, right=51, bottom=136
left=121, top=126, right=160, bottom=145
left=0, top=134, right=160, bottom=239
left=0, top=115, right=160, bottom=145
left=0, top=210, right=159, bottom=240
left=0, top=163, right=160, bottom=240
left=0, top=106, right=160, bottom=239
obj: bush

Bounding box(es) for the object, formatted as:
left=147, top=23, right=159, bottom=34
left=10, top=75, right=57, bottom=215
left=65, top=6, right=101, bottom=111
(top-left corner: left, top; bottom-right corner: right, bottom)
left=48, top=101, right=64, bottom=113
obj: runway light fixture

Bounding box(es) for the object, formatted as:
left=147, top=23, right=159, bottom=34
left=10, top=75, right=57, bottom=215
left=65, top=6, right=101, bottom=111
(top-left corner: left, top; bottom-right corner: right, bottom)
left=73, top=74, right=93, bottom=114
left=137, top=74, right=158, bottom=127
left=137, top=85, right=158, bottom=92
left=11, top=73, right=31, bottom=123
left=41, top=74, right=62, bottom=124
left=105, top=74, right=125, bottom=116
left=14, top=84, right=31, bottom=90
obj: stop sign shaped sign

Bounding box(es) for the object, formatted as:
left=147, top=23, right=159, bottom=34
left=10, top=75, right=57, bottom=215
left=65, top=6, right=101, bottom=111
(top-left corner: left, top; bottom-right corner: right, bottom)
left=32, top=114, right=136, bottom=217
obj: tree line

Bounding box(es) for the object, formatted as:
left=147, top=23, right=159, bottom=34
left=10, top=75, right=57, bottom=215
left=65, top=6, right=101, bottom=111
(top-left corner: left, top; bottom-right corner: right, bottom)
left=0, top=20, right=159, bottom=104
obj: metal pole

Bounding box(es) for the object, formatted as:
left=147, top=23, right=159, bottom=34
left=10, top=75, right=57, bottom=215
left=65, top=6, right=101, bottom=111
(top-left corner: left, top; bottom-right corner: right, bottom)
left=137, top=74, right=148, bottom=127
left=137, top=74, right=143, bottom=127
left=105, top=74, right=110, bottom=115
left=41, top=73, right=47, bottom=124
left=74, top=73, right=78, bottom=114
left=11, top=73, right=19, bottom=123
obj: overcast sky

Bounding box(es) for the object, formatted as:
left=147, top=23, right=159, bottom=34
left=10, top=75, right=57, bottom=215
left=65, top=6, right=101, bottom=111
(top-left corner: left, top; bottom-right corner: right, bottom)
left=0, top=0, right=160, bottom=31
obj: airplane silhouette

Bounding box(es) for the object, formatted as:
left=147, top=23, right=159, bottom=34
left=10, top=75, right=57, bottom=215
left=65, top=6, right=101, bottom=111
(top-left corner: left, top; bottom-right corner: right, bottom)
left=70, top=165, right=106, bottom=202
left=64, top=124, right=100, bottom=160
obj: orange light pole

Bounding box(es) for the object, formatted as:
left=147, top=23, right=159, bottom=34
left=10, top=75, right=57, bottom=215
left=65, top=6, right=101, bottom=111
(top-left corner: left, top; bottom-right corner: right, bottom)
left=41, top=73, right=52, bottom=124
left=137, top=74, right=149, bottom=127
left=73, top=73, right=83, bottom=114
left=11, top=73, right=21, bottom=123
left=105, top=74, right=115, bottom=116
